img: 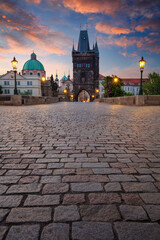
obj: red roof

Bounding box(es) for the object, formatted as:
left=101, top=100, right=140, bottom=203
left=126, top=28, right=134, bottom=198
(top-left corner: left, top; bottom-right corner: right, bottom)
left=99, top=74, right=105, bottom=80
left=122, top=78, right=147, bottom=86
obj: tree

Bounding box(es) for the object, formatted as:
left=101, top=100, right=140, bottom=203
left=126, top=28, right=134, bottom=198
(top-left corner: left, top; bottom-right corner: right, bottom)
left=0, top=85, right=2, bottom=94
left=143, top=72, right=160, bottom=95
left=101, top=75, right=125, bottom=97
left=20, top=91, right=32, bottom=95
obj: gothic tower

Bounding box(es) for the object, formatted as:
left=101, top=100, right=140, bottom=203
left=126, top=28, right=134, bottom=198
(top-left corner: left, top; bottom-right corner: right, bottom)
left=72, top=30, right=99, bottom=101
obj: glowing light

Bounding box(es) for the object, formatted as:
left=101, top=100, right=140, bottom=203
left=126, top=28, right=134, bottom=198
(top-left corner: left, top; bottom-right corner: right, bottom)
left=70, top=94, right=73, bottom=98
left=96, top=89, right=99, bottom=93
left=11, top=57, right=18, bottom=71
left=91, top=94, right=95, bottom=98
left=63, top=89, right=67, bottom=94
left=41, top=76, right=45, bottom=81
left=139, top=56, right=146, bottom=70
left=114, top=77, right=118, bottom=83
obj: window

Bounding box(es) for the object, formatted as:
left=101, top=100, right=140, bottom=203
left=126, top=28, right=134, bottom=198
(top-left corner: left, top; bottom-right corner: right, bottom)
left=37, top=73, right=40, bottom=76
left=27, top=81, right=32, bottom=86
left=4, top=89, right=10, bottom=94
left=17, top=81, right=20, bottom=86
left=77, top=64, right=81, bottom=68
left=4, top=81, right=10, bottom=85
left=27, top=90, right=32, bottom=95
left=30, top=72, right=33, bottom=75
left=17, top=89, right=21, bottom=94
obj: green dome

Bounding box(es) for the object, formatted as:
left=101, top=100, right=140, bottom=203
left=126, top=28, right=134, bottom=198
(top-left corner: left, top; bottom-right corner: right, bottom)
left=23, top=52, right=45, bottom=71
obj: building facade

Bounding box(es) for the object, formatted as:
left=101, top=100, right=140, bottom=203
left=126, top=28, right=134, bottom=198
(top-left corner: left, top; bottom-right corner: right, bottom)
left=72, top=30, right=99, bottom=101
left=99, top=78, right=147, bottom=97
left=0, top=71, right=42, bottom=96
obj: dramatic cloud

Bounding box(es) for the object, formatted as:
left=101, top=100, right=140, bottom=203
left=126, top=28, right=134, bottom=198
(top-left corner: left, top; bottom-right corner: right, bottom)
left=96, top=22, right=132, bottom=35
left=135, top=19, right=160, bottom=32
left=99, top=35, right=160, bottom=53
left=26, top=0, right=41, bottom=3
left=0, top=0, right=72, bottom=56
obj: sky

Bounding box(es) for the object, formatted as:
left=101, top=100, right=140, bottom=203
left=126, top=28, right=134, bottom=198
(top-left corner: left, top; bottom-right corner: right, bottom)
left=0, top=0, right=160, bottom=79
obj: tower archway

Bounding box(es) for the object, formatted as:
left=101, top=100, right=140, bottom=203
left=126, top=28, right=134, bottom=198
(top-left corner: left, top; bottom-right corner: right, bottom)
left=78, top=90, right=90, bottom=102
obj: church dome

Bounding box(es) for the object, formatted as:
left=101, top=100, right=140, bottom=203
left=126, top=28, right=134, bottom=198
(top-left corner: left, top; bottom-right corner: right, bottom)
left=22, top=52, right=45, bottom=71
left=61, top=75, right=68, bottom=81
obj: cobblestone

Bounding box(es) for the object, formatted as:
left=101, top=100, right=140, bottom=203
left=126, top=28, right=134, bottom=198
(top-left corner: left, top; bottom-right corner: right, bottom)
left=0, top=103, right=160, bottom=239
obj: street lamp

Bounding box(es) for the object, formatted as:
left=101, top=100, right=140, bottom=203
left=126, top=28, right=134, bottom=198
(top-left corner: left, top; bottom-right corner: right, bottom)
left=113, top=77, right=119, bottom=97
left=63, top=89, right=67, bottom=94
left=139, top=56, right=146, bottom=95
left=11, top=57, right=18, bottom=95
left=41, top=76, right=45, bottom=82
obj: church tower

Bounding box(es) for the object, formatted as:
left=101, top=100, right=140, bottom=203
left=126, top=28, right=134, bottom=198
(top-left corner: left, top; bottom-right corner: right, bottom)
left=72, top=30, right=99, bottom=101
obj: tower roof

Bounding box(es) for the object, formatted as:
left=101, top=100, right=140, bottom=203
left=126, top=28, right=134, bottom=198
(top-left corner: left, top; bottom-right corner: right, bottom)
left=77, top=30, right=90, bottom=53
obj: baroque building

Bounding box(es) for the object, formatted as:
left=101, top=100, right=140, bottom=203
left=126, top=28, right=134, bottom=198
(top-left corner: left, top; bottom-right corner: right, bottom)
left=72, top=30, right=99, bottom=101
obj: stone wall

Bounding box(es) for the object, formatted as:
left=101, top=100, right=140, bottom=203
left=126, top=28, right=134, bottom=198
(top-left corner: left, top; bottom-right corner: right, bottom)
left=94, top=95, right=160, bottom=106
left=0, top=95, right=58, bottom=106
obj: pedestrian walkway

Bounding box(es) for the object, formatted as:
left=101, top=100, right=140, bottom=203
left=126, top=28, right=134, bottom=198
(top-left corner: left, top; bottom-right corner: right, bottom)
left=0, top=102, right=160, bottom=239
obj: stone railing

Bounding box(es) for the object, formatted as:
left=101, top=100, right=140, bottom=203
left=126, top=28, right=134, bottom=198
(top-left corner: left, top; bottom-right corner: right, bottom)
left=94, top=95, right=160, bottom=106
left=0, top=95, right=58, bottom=106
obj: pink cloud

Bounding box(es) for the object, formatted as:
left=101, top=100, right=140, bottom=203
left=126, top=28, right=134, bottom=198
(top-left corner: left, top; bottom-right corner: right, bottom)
left=96, top=22, right=132, bottom=35
left=25, top=0, right=41, bottom=4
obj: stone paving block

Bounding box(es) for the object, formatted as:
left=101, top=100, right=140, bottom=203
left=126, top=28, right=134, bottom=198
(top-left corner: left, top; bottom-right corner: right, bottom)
left=41, top=223, right=69, bottom=240
left=47, top=163, right=64, bottom=169
left=71, top=182, right=103, bottom=192
left=0, top=195, right=22, bottom=207
left=88, top=193, right=121, bottom=204
left=152, top=174, right=160, bottom=181
left=63, top=194, right=85, bottom=204
left=144, top=205, right=160, bottom=221
left=140, top=193, right=160, bottom=204
left=115, top=222, right=160, bottom=240
left=0, top=176, right=20, bottom=184
left=19, top=176, right=40, bottom=184
left=0, top=226, right=8, bottom=240
left=22, top=154, right=45, bottom=158
left=121, top=193, right=144, bottom=205
left=76, top=168, right=93, bottom=175
left=93, top=168, right=121, bottom=174
left=72, top=222, right=114, bottom=240
left=36, top=158, right=60, bottom=163
left=6, top=207, right=52, bottom=223
left=31, top=169, right=52, bottom=175
left=0, top=209, right=10, bottom=221
left=43, top=183, right=69, bottom=194
left=82, top=163, right=109, bottom=168
left=28, top=164, right=46, bottom=169
left=90, top=175, right=109, bottom=182
left=7, top=183, right=42, bottom=194
left=0, top=184, right=8, bottom=194
left=75, top=157, right=98, bottom=162
left=120, top=205, right=148, bottom=220
left=6, top=225, right=40, bottom=240
left=80, top=205, right=121, bottom=221
left=5, top=170, right=31, bottom=176
left=109, top=174, right=137, bottom=182
left=65, top=163, right=81, bottom=168
left=121, top=168, right=137, bottom=174
left=2, top=164, right=28, bottom=169
left=40, top=176, right=61, bottom=183
left=62, top=175, right=89, bottom=183
left=53, top=168, right=75, bottom=175
left=104, top=182, right=122, bottom=192
left=24, top=195, right=60, bottom=206
left=122, top=182, right=158, bottom=192
left=54, top=205, right=80, bottom=222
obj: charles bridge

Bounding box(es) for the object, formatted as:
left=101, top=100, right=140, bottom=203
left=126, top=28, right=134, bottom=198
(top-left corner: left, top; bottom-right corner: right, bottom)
left=0, top=102, right=160, bottom=239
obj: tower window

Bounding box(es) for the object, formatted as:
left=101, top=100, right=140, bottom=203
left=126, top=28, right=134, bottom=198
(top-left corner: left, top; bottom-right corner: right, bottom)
left=30, top=72, right=33, bottom=75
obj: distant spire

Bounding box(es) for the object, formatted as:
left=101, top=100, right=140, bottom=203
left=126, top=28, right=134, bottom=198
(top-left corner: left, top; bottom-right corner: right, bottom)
left=94, top=41, right=99, bottom=57
left=93, top=42, right=95, bottom=50
left=72, top=43, right=75, bottom=52
left=77, top=30, right=90, bottom=52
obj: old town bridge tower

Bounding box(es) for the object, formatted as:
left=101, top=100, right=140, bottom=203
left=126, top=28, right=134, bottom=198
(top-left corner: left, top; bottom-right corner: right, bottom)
left=72, top=30, right=99, bottom=101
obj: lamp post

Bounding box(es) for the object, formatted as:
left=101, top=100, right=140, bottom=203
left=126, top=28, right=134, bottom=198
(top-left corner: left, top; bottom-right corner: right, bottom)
left=113, top=77, right=119, bottom=97
left=11, top=57, right=18, bottom=95
left=139, top=56, right=146, bottom=95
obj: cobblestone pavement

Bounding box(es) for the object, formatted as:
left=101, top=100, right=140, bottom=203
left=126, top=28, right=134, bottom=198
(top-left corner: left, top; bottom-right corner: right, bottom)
left=0, top=102, right=160, bottom=240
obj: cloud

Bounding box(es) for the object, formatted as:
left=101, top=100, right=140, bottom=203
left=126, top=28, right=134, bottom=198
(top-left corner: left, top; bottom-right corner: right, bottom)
left=99, top=35, right=160, bottom=53
left=135, top=19, right=160, bottom=32
left=26, top=0, right=41, bottom=3
left=0, top=0, right=72, bottom=56
left=96, top=22, right=132, bottom=35
left=60, top=0, right=121, bottom=15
